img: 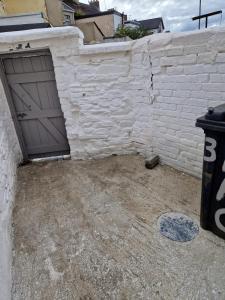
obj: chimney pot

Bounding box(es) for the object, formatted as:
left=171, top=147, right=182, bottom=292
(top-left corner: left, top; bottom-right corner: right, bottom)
left=89, top=0, right=100, bottom=11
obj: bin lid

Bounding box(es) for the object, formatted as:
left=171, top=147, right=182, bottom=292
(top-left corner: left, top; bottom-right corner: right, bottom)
left=196, top=104, right=225, bottom=132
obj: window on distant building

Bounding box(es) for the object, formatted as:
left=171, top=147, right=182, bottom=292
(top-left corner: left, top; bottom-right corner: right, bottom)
left=64, top=14, right=71, bottom=25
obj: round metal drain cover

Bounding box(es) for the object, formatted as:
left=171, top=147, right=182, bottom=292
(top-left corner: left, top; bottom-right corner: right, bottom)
left=158, top=212, right=199, bottom=242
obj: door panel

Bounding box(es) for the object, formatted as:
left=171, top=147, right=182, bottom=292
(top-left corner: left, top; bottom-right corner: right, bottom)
left=2, top=51, right=70, bottom=159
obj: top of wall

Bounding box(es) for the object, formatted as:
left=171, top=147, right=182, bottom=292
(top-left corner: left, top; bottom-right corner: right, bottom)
left=0, top=26, right=84, bottom=44
left=0, top=25, right=224, bottom=54
left=132, top=25, right=225, bottom=52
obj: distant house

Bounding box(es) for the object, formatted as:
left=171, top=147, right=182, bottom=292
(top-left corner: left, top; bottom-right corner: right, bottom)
left=75, top=9, right=126, bottom=43
left=0, top=0, right=93, bottom=28
left=0, top=13, right=49, bottom=32
left=0, top=0, right=163, bottom=43
left=63, top=0, right=101, bottom=15
left=62, top=2, right=75, bottom=25
left=0, top=0, right=121, bottom=42
left=0, top=1, right=4, bottom=15
left=63, top=0, right=126, bottom=43
left=124, top=17, right=165, bottom=34
left=123, top=20, right=140, bottom=29
left=139, top=18, right=164, bottom=33
left=0, top=0, right=65, bottom=26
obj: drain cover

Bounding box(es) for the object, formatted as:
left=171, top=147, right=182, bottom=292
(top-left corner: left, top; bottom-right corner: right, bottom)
left=158, top=212, right=199, bottom=242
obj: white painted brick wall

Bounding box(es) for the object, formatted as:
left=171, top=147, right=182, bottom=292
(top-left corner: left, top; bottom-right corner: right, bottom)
left=50, top=35, right=153, bottom=159
left=0, top=80, right=22, bottom=300
left=1, top=26, right=225, bottom=175
left=149, top=28, right=225, bottom=177
left=0, top=26, right=220, bottom=177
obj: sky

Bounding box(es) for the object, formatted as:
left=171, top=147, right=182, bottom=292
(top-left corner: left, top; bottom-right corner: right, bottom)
left=82, top=0, right=225, bottom=32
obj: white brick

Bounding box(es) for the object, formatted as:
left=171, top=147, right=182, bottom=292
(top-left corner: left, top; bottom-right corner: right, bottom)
left=180, top=138, right=198, bottom=148
left=202, top=83, right=225, bottom=92
left=159, top=74, right=208, bottom=83
left=217, top=64, right=225, bottom=73
left=216, top=53, right=225, bottom=63
left=159, top=90, right=173, bottom=96
left=167, top=66, right=184, bottom=75
left=165, top=47, right=184, bottom=57
left=160, top=54, right=196, bottom=67
left=210, top=74, right=225, bottom=83
left=183, top=44, right=207, bottom=55
left=197, top=52, right=217, bottom=64
left=159, top=103, right=177, bottom=111
left=173, top=90, right=190, bottom=97
left=184, top=64, right=217, bottom=75
left=150, top=49, right=166, bottom=58
left=155, top=82, right=202, bottom=91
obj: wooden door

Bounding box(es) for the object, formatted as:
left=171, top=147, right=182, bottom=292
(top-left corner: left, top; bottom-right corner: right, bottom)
left=1, top=50, right=70, bottom=159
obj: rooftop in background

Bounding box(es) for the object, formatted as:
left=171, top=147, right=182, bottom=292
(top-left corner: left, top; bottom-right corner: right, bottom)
left=139, top=17, right=165, bottom=31
left=75, top=8, right=125, bottom=19
left=124, top=17, right=165, bottom=34
left=63, top=0, right=126, bottom=19
left=63, top=0, right=100, bottom=16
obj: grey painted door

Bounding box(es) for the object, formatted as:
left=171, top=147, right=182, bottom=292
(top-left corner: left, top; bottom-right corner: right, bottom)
left=2, top=51, right=70, bottom=159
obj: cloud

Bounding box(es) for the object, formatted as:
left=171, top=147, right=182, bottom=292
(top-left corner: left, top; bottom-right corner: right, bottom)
left=82, top=0, right=225, bottom=32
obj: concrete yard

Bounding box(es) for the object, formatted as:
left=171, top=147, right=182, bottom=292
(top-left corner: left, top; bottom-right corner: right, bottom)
left=12, top=155, right=225, bottom=300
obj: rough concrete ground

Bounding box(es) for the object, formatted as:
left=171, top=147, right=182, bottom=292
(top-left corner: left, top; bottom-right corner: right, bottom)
left=12, top=155, right=225, bottom=300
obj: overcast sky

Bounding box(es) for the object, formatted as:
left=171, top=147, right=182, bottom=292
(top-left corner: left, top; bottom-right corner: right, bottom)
left=82, top=0, right=225, bottom=32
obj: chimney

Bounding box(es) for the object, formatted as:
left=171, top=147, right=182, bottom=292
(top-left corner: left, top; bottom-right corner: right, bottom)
left=89, top=0, right=100, bottom=11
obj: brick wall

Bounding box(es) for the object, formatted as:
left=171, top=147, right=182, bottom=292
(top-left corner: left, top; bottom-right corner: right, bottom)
left=0, top=79, right=21, bottom=299
left=1, top=27, right=225, bottom=179
left=15, top=26, right=223, bottom=177
left=51, top=36, right=154, bottom=160
left=64, top=29, right=225, bottom=177
left=58, top=47, right=137, bottom=159
left=148, top=29, right=225, bottom=176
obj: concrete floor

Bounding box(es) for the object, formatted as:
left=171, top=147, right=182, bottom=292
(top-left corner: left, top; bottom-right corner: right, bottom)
left=12, top=155, right=225, bottom=300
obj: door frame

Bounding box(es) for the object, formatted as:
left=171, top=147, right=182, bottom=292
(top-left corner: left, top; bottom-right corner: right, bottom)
left=0, top=49, right=58, bottom=161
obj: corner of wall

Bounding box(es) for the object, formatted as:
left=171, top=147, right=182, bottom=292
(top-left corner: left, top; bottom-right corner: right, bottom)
left=0, top=78, right=22, bottom=300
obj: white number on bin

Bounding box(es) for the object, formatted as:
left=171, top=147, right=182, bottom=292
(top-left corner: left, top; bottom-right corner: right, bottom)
left=204, top=137, right=217, bottom=162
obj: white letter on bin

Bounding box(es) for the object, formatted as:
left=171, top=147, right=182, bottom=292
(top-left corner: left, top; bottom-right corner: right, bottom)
left=216, top=161, right=225, bottom=202
left=215, top=162, right=225, bottom=233
left=215, top=208, right=225, bottom=233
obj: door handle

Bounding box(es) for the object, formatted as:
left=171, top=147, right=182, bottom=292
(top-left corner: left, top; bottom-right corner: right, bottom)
left=17, top=113, right=27, bottom=119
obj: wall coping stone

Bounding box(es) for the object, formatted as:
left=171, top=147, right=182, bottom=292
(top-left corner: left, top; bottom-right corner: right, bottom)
left=0, top=26, right=84, bottom=45
left=80, top=41, right=132, bottom=55
left=0, top=25, right=223, bottom=55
